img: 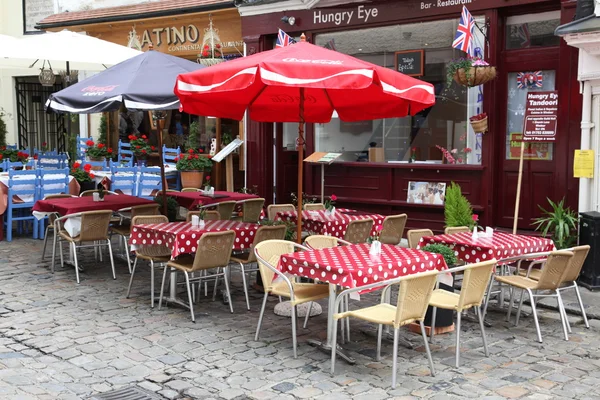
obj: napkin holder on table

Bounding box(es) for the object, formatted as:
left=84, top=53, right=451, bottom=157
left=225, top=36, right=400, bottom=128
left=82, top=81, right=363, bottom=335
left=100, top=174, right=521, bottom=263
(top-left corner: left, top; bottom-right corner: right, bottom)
left=92, top=192, right=103, bottom=202
left=484, top=226, right=494, bottom=238
left=471, top=226, right=479, bottom=241
left=191, top=215, right=205, bottom=228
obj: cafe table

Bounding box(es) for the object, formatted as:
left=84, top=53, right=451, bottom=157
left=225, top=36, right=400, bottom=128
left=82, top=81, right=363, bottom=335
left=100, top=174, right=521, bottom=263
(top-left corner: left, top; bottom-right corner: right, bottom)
left=275, top=209, right=385, bottom=238
left=166, top=191, right=258, bottom=210
left=130, top=220, right=260, bottom=307
left=276, top=243, right=448, bottom=363
left=32, top=193, right=155, bottom=216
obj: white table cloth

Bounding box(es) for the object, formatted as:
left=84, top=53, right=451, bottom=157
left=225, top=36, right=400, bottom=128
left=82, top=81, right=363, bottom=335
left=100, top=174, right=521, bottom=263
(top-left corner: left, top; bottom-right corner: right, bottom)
left=0, top=172, right=74, bottom=203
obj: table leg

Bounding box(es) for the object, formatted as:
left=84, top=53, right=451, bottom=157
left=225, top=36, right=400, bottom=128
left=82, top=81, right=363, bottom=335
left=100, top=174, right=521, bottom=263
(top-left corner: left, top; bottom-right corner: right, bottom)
left=306, top=283, right=356, bottom=364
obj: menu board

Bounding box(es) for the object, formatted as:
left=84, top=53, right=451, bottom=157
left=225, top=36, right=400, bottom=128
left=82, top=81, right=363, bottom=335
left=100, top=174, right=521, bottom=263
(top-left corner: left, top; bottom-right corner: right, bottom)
left=23, top=0, right=55, bottom=33
left=394, top=50, right=424, bottom=77
left=523, top=91, right=558, bottom=142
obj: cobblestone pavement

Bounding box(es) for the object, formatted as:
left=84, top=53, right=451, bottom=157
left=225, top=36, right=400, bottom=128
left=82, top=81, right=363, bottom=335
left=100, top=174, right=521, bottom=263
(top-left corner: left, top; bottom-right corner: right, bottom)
left=0, top=238, right=599, bottom=400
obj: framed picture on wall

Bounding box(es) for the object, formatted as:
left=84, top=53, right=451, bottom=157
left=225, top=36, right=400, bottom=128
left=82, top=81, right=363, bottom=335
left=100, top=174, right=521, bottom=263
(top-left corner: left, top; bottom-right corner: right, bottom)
left=22, top=0, right=55, bottom=34
left=407, top=181, right=446, bottom=205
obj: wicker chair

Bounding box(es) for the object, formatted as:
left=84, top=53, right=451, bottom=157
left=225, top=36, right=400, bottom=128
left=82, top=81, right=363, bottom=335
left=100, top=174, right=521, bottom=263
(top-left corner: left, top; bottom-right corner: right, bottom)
left=254, top=240, right=330, bottom=358
left=490, top=251, right=574, bottom=343
left=110, top=204, right=161, bottom=273
left=444, top=226, right=470, bottom=235
left=380, top=214, right=408, bottom=245
left=216, top=201, right=237, bottom=220
left=127, top=215, right=172, bottom=307
left=41, top=194, right=75, bottom=261
left=407, top=229, right=434, bottom=249
left=238, top=198, right=265, bottom=223
left=304, top=235, right=351, bottom=250
left=186, top=210, right=220, bottom=222
left=429, top=260, right=497, bottom=367
left=79, top=190, right=118, bottom=197
left=230, top=225, right=287, bottom=310
left=267, top=204, right=295, bottom=221
left=304, top=203, right=325, bottom=211
left=518, top=245, right=591, bottom=330
left=181, top=188, right=201, bottom=192
left=159, top=230, right=236, bottom=322
left=331, top=269, right=439, bottom=388
left=56, top=210, right=115, bottom=284
left=344, top=218, right=374, bottom=244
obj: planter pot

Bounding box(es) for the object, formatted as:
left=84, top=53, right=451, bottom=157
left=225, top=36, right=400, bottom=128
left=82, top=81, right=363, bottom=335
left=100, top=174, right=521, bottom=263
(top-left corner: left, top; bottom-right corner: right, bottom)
left=424, top=282, right=454, bottom=327
left=470, top=116, right=488, bottom=133
left=134, top=156, right=148, bottom=167
left=453, top=66, right=497, bottom=87
left=79, top=180, right=96, bottom=194
left=87, top=156, right=106, bottom=171
left=180, top=170, right=204, bottom=189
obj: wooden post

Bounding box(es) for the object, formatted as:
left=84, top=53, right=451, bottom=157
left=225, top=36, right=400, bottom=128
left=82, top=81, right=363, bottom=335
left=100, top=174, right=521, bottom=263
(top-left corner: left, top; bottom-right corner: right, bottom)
left=512, top=141, right=525, bottom=234
left=157, top=117, right=168, bottom=217
left=238, top=119, right=245, bottom=171
left=226, top=154, right=234, bottom=191
left=215, top=117, right=222, bottom=190
left=297, top=87, right=305, bottom=244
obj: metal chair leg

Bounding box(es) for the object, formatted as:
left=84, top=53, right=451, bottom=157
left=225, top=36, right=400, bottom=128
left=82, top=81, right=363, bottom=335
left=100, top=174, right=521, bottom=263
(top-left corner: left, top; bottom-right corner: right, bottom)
left=573, top=283, right=590, bottom=329
left=72, top=242, right=80, bottom=284
left=291, top=304, right=298, bottom=358
left=507, top=286, right=515, bottom=322
left=420, top=320, right=435, bottom=377
left=51, top=229, right=58, bottom=273
left=330, top=317, right=339, bottom=375
left=528, top=289, right=543, bottom=343
left=376, top=323, right=383, bottom=361
left=556, top=292, right=569, bottom=341
left=303, top=301, right=312, bottom=329
left=41, top=225, right=50, bottom=260
left=345, top=296, right=350, bottom=342
left=476, top=306, right=489, bottom=357
left=59, top=238, right=65, bottom=269
left=255, top=292, right=268, bottom=341
left=223, top=266, right=234, bottom=314
left=158, top=266, right=168, bottom=310
left=150, top=260, right=155, bottom=308
left=392, top=328, right=399, bottom=389
left=123, top=235, right=132, bottom=274
left=239, top=262, right=250, bottom=311
left=107, top=240, right=116, bottom=280
left=212, top=273, right=220, bottom=301
left=482, top=275, right=495, bottom=320
left=184, top=271, right=195, bottom=323
left=455, top=310, right=461, bottom=368
left=515, top=289, right=526, bottom=326
left=430, top=306, right=437, bottom=343
left=126, top=257, right=138, bottom=298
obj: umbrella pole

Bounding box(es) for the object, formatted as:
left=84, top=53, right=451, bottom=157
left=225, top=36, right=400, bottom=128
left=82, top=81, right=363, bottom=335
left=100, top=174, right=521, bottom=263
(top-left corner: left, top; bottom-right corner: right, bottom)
left=297, top=88, right=305, bottom=244
left=156, top=117, right=168, bottom=216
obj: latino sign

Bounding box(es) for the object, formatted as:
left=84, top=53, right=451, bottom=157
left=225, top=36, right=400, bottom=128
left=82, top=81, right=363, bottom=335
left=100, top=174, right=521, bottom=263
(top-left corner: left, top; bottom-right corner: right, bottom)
left=522, top=91, right=558, bottom=142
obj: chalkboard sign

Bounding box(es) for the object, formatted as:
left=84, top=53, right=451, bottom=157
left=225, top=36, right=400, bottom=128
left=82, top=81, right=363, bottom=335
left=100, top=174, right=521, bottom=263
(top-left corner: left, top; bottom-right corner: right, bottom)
left=394, top=50, right=424, bottom=77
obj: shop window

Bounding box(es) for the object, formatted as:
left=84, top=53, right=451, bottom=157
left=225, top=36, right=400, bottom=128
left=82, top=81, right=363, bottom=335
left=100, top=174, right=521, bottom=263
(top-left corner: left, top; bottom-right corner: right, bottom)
left=313, top=18, right=485, bottom=165
left=505, top=11, right=560, bottom=50
left=505, top=70, right=555, bottom=161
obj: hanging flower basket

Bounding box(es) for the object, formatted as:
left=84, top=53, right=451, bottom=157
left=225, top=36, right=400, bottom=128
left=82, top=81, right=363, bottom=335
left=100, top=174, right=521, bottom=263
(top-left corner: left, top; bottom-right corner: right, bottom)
left=470, top=112, right=488, bottom=133
left=454, top=66, right=497, bottom=87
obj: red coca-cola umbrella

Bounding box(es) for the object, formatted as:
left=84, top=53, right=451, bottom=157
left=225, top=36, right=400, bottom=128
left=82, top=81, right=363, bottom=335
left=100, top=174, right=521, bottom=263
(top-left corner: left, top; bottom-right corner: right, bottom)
left=175, top=36, right=435, bottom=241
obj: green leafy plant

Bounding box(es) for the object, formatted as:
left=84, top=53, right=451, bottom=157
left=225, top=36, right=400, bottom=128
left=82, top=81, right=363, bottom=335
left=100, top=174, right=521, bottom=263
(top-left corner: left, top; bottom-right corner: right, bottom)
left=324, top=194, right=337, bottom=211
left=290, top=192, right=317, bottom=208
left=446, top=58, right=476, bottom=88
left=532, top=197, right=578, bottom=249
left=259, top=219, right=295, bottom=241
left=0, top=108, right=9, bottom=147
left=238, top=185, right=259, bottom=195
left=444, top=182, right=475, bottom=229
left=70, top=161, right=94, bottom=183
left=175, top=149, right=213, bottom=171
left=127, top=134, right=152, bottom=158
left=154, top=194, right=179, bottom=221
left=85, top=139, right=113, bottom=158
left=186, top=121, right=200, bottom=150
left=98, top=113, right=108, bottom=145
left=422, top=243, right=458, bottom=267
left=222, top=131, right=232, bottom=147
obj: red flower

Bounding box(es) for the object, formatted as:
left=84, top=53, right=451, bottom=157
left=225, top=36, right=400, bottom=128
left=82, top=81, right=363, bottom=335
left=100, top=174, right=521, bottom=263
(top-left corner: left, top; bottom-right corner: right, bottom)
left=376, top=224, right=383, bottom=232
left=204, top=44, right=209, bottom=49
left=33, top=154, right=38, bottom=160
left=141, top=149, right=147, bottom=154
left=89, top=173, right=95, bottom=179
left=128, top=135, right=136, bottom=141
left=42, top=142, right=47, bottom=147
left=141, top=135, right=147, bottom=139
left=472, top=214, right=479, bottom=222
left=107, top=148, right=113, bottom=153
left=188, top=149, right=194, bottom=154
left=73, top=162, right=81, bottom=169
left=151, top=146, right=156, bottom=151
left=457, top=157, right=464, bottom=163
left=202, top=51, right=209, bottom=57
left=97, top=143, right=105, bottom=149
left=464, top=147, right=472, bottom=153
left=187, top=155, right=193, bottom=160
left=412, top=147, right=417, bottom=152
left=194, top=154, right=199, bottom=159
left=86, top=140, right=94, bottom=146
left=216, top=44, right=221, bottom=49
left=136, top=145, right=141, bottom=149
left=0, top=154, right=3, bottom=160
left=330, top=194, right=337, bottom=201
left=83, top=164, right=92, bottom=172
left=198, top=148, right=204, bottom=153
left=206, top=176, right=211, bottom=181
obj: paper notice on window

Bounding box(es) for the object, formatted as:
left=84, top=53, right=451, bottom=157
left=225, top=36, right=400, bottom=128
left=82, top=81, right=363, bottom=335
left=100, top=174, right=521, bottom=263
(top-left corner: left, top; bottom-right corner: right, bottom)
left=574, top=150, right=595, bottom=178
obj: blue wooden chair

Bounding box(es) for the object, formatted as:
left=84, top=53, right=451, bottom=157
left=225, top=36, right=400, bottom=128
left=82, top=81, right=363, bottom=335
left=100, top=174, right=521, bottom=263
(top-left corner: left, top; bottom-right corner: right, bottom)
left=137, top=167, right=162, bottom=199
left=76, top=136, right=89, bottom=160
left=111, top=167, right=138, bottom=196
left=38, top=154, right=67, bottom=169
left=162, top=145, right=181, bottom=190
left=3, top=169, right=39, bottom=241
left=5, top=145, right=17, bottom=150
left=80, top=160, right=108, bottom=171
left=2, top=159, right=36, bottom=170
left=118, top=140, right=134, bottom=167
left=37, top=168, right=70, bottom=239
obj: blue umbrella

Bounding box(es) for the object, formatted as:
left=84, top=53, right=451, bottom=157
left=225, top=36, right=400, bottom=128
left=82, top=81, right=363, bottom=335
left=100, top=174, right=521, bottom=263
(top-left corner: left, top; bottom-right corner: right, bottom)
left=45, top=50, right=204, bottom=113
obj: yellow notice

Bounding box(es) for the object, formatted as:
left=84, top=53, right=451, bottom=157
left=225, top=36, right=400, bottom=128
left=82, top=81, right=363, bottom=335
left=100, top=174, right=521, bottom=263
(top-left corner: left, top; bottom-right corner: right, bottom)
left=574, top=150, right=595, bottom=178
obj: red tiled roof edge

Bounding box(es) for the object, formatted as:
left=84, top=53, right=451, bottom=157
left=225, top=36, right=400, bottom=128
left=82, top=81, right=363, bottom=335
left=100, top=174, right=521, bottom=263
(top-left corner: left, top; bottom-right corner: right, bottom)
left=36, top=0, right=234, bottom=29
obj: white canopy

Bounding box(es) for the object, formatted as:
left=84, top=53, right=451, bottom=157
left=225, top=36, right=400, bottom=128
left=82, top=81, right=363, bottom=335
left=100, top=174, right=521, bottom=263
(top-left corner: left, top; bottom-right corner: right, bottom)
left=0, top=30, right=142, bottom=71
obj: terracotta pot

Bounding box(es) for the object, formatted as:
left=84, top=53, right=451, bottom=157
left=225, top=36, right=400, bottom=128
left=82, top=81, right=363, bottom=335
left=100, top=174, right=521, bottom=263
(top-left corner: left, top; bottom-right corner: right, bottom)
left=180, top=170, right=204, bottom=189
left=87, top=156, right=106, bottom=171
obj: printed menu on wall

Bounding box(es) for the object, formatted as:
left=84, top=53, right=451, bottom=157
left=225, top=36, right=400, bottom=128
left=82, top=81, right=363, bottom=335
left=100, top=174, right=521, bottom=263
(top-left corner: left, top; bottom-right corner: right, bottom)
left=23, top=0, right=55, bottom=33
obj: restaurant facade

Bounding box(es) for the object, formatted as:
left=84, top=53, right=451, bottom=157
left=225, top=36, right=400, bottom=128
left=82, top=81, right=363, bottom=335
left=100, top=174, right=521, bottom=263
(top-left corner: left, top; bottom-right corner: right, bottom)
left=239, top=0, right=581, bottom=232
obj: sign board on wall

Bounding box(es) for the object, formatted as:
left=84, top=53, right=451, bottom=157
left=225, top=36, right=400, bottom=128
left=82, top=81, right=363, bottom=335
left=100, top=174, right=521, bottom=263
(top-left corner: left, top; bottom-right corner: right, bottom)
left=574, top=149, right=595, bottom=178
left=23, top=0, right=55, bottom=34
left=522, top=90, right=558, bottom=142
left=395, top=50, right=424, bottom=76
left=508, top=133, right=551, bottom=160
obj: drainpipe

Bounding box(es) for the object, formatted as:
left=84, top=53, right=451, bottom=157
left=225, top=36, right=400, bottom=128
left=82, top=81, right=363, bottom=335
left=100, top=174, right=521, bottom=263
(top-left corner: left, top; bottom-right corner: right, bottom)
left=580, top=80, right=593, bottom=213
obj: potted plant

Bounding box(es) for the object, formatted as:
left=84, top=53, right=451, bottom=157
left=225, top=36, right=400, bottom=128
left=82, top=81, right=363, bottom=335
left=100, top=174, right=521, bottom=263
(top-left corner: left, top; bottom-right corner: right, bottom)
left=71, top=161, right=96, bottom=193
left=186, top=121, right=200, bottom=151
left=154, top=194, right=179, bottom=222
left=421, top=243, right=457, bottom=328
left=470, top=112, right=488, bottom=133
left=128, top=134, right=152, bottom=166
left=204, top=175, right=211, bottom=191
left=175, top=149, right=213, bottom=188
left=324, top=194, right=337, bottom=213
left=532, top=197, right=578, bottom=249
left=444, top=182, right=476, bottom=228
left=446, top=57, right=497, bottom=88
left=86, top=139, right=112, bottom=161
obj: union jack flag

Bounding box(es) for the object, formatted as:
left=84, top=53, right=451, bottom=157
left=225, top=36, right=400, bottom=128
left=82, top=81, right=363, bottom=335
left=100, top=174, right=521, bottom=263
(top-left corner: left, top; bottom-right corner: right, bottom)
left=452, top=6, right=475, bottom=56
left=517, top=23, right=531, bottom=47
left=276, top=29, right=295, bottom=48
left=517, top=71, right=543, bottom=89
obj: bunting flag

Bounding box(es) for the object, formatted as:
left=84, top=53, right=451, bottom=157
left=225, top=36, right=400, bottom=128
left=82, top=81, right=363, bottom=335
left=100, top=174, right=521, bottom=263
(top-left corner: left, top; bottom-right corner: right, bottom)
left=452, top=6, right=475, bottom=56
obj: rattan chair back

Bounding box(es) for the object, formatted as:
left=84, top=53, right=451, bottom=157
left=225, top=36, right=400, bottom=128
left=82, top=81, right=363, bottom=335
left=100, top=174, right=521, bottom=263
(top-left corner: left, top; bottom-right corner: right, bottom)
left=344, top=218, right=374, bottom=244
left=444, top=226, right=470, bottom=235
left=380, top=214, right=407, bottom=245
left=78, top=210, right=113, bottom=242
left=407, top=229, right=434, bottom=249
left=246, top=225, right=287, bottom=263
left=181, top=188, right=200, bottom=192
left=457, top=260, right=496, bottom=310
left=304, top=235, right=339, bottom=250
left=242, top=198, right=265, bottom=223
left=535, top=251, right=574, bottom=290
left=189, top=230, right=236, bottom=272
left=562, top=245, right=590, bottom=283
left=216, top=201, right=237, bottom=220
left=131, top=215, right=171, bottom=257
left=131, top=204, right=161, bottom=218
left=394, top=272, right=438, bottom=328
left=254, top=240, right=295, bottom=289
left=44, top=194, right=73, bottom=225
left=186, top=210, right=220, bottom=222
left=304, top=203, right=325, bottom=211
left=267, top=204, right=295, bottom=221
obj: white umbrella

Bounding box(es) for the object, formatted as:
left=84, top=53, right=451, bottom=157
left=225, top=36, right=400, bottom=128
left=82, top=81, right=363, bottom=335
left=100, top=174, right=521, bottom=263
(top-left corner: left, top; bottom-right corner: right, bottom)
left=0, top=30, right=142, bottom=71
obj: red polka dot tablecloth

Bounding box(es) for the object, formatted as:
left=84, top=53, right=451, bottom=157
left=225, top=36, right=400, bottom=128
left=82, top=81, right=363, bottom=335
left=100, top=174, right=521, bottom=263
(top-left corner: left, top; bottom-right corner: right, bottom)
left=129, top=220, right=260, bottom=258
left=277, top=244, right=447, bottom=289
left=275, top=209, right=385, bottom=239
left=417, top=232, right=555, bottom=265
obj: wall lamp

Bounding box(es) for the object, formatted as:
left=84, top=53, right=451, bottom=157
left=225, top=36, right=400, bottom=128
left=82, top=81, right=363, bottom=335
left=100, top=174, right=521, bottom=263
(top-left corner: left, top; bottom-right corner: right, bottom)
left=281, top=16, right=296, bottom=25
